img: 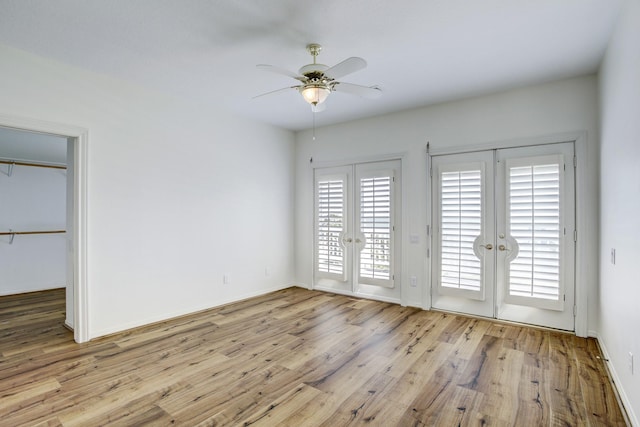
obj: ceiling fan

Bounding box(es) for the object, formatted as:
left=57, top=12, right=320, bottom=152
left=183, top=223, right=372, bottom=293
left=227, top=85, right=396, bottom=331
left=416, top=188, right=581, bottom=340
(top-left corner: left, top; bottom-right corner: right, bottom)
left=254, top=43, right=382, bottom=112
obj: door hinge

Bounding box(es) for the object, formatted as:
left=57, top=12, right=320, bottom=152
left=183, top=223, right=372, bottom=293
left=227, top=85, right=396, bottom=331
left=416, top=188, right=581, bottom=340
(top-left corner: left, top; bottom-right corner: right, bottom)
left=427, top=225, right=430, bottom=236
left=573, top=305, right=577, bottom=317
left=574, top=230, right=577, bottom=242
left=573, top=155, right=577, bottom=168
left=427, top=248, right=430, bottom=258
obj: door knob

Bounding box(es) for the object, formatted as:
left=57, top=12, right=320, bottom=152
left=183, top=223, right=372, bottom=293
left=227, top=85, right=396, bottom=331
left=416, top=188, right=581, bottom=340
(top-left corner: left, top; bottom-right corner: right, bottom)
left=498, top=244, right=511, bottom=251
left=355, top=238, right=361, bottom=243
left=343, top=237, right=353, bottom=243
left=480, top=243, right=493, bottom=250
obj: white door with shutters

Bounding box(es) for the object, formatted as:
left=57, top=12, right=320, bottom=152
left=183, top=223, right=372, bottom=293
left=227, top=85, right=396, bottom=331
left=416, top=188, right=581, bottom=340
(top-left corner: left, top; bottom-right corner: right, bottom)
left=431, top=151, right=495, bottom=318
left=314, top=160, right=401, bottom=302
left=431, top=143, right=575, bottom=331
left=315, top=165, right=352, bottom=294
left=495, top=143, right=575, bottom=329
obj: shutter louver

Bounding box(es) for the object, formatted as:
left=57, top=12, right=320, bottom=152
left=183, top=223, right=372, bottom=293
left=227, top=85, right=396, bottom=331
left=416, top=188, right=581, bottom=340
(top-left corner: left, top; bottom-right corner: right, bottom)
left=440, top=170, right=482, bottom=292
left=508, top=163, right=561, bottom=301
left=359, top=176, right=392, bottom=281
left=317, top=179, right=345, bottom=276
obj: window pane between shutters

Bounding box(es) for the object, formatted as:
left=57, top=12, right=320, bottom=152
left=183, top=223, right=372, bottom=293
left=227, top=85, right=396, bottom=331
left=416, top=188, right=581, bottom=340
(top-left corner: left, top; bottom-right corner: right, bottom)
left=317, top=179, right=345, bottom=276
left=440, top=170, right=482, bottom=292
left=359, top=176, right=392, bottom=281
left=508, top=163, right=561, bottom=301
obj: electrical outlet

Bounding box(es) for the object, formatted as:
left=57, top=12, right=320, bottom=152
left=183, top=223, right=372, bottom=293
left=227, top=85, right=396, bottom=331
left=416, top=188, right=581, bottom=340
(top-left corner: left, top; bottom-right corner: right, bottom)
left=223, top=274, right=230, bottom=284
left=410, top=276, right=417, bottom=287
left=629, top=352, right=634, bottom=374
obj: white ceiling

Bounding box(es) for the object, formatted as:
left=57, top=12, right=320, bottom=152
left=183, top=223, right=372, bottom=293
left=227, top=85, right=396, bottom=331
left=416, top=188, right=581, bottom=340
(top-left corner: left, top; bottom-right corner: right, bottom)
left=0, top=0, right=623, bottom=131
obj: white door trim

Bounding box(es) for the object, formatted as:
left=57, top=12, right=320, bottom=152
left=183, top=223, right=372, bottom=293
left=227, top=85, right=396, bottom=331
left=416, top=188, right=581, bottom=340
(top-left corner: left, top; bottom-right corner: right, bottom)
left=0, top=114, right=89, bottom=343
left=426, top=131, right=589, bottom=337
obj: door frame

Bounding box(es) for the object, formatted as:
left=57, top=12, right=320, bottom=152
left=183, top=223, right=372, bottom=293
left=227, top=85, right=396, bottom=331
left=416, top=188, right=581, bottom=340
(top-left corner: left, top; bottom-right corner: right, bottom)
left=0, top=114, right=89, bottom=343
left=426, top=131, right=588, bottom=337
left=310, top=152, right=410, bottom=306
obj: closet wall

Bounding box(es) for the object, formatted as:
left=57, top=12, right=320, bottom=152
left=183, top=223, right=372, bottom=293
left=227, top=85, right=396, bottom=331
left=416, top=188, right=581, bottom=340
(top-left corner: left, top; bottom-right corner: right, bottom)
left=0, top=129, right=68, bottom=295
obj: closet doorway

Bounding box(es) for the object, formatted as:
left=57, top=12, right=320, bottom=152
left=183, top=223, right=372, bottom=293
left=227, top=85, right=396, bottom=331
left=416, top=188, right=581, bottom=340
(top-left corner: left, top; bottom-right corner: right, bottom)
left=0, top=116, right=87, bottom=343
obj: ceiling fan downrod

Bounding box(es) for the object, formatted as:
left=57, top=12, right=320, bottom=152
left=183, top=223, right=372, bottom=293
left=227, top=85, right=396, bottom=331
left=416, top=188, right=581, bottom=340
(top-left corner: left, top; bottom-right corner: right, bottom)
left=306, top=43, right=322, bottom=64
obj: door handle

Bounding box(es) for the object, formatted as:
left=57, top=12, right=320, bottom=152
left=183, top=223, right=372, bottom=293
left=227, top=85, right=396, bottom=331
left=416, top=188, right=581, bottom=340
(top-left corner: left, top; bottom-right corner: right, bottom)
left=472, top=236, right=493, bottom=257
left=498, top=244, right=511, bottom=251
left=343, top=237, right=353, bottom=244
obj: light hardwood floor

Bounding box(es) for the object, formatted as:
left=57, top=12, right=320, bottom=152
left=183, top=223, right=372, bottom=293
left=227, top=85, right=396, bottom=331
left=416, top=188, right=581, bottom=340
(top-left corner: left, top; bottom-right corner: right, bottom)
left=0, top=287, right=628, bottom=426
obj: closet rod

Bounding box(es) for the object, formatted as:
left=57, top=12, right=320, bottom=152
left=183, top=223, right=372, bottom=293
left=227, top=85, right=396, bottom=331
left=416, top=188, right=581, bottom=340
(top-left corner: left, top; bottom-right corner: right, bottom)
left=1, top=230, right=65, bottom=245
left=0, top=159, right=66, bottom=170
left=0, top=230, right=66, bottom=236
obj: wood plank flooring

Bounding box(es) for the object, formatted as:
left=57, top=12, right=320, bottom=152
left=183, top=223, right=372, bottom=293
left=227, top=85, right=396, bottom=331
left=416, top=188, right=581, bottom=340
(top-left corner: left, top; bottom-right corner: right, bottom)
left=0, top=287, right=628, bottom=426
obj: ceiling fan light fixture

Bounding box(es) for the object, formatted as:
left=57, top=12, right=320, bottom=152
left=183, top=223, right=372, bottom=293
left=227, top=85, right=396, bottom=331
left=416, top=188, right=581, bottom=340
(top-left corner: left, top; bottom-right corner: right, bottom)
left=300, top=84, right=330, bottom=105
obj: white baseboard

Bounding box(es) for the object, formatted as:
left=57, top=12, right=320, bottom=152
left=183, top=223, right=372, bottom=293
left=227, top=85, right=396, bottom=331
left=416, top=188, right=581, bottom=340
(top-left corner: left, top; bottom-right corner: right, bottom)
left=88, top=283, right=294, bottom=340
left=595, top=333, right=638, bottom=426
left=0, top=285, right=66, bottom=296
left=311, top=285, right=401, bottom=305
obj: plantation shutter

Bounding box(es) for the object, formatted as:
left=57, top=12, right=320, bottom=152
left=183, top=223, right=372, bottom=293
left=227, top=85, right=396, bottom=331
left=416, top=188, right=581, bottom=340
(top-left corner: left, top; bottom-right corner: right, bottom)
left=359, top=173, right=393, bottom=285
left=506, top=155, right=563, bottom=305
left=316, top=176, right=346, bottom=279
left=440, top=168, right=483, bottom=293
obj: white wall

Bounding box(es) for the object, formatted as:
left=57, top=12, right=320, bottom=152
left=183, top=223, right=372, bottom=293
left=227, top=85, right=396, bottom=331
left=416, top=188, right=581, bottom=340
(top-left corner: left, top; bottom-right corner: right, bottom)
left=0, top=43, right=295, bottom=339
left=598, top=0, right=640, bottom=423
left=0, top=162, right=67, bottom=295
left=295, top=75, right=600, bottom=330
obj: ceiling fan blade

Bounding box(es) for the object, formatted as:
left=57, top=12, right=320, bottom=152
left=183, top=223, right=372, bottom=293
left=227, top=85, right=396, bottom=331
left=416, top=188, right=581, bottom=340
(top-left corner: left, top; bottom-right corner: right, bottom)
left=333, top=82, right=382, bottom=99
left=256, top=64, right=306, bottom=82
left=324, top=57, right=367, bottom=79
left=311, top=102, right=326, bottom=113
left=252, top=86, right=300, bottom=99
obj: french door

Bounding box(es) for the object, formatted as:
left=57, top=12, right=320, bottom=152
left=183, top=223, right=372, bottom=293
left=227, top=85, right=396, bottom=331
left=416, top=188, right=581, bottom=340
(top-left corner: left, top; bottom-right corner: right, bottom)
left=431, top=143, right=575, bottom=330
left=314, top=160, right=401, bottom=303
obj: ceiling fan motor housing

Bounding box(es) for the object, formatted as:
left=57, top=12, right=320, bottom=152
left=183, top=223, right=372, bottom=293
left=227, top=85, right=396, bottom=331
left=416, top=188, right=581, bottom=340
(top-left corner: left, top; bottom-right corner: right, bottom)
left=298, top=63, right=329, bottom=77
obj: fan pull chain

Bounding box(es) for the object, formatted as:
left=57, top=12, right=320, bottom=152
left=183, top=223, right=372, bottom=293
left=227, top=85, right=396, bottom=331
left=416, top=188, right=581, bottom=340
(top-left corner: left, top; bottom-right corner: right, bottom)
left=312, top=111, right=316, bottom=141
